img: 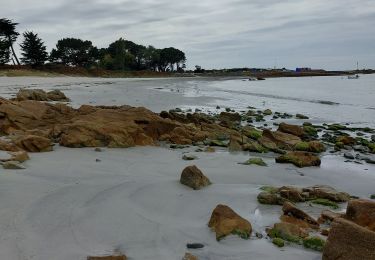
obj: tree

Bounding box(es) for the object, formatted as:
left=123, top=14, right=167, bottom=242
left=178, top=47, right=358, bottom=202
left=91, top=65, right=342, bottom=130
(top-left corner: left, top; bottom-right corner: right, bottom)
left=0, top=18, right=20, bottom=65
left=49, top=38, right=96, bottom=67
left=159, top=47, right=186, bottom=72
left=0, top=39, right=10, bottom=65
left=20, top=31, right=48, bottom=66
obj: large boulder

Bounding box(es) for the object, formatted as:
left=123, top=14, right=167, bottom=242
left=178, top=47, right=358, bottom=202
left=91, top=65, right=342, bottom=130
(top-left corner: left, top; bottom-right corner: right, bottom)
left=267, top=222, right=309, bottom=241
left=208, top=204, right=252, bottom=240
left=322, top=218, right=375, bottom=260
left=219, top=112, right=241, bottom=122
left=208, top=204, right=252, bottom=241
left=47, top=90, right=70, bottom=101
left=345, top=199, right=375, bottom=232
left=278, top=123, right=304, bottom=137
left=180, top=165, right=211, bottom=190
left=257, top=191, right=285, bottom=205
left=276, top=151, right=321, bottom=167
left=14, top=135, right=53, bottom=152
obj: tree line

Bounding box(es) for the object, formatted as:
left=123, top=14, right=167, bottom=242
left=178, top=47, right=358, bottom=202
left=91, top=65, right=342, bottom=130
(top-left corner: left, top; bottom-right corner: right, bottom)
left=0, top=18, right=186, bottom=72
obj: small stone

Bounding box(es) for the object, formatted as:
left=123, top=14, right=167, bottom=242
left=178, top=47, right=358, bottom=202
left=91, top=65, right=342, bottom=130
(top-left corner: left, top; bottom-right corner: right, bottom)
left=186, top=243, right=204, bottom=249
left=272, top=238, right=285, bottom=247
left=182, top=154, right=198, bottom=161
left=95, top=147, right=103, bottom=152
left=95, top=159, right=101, bottom=162
left=182, top=253, right=198, bottom=260
left=87, top=255, right=127, bottom=260
left=344, top=152, right=355, bottom=160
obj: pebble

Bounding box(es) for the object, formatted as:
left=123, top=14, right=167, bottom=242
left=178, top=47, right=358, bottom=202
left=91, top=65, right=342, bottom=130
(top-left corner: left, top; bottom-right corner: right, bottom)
left=186, top=243, right=204, bottom=249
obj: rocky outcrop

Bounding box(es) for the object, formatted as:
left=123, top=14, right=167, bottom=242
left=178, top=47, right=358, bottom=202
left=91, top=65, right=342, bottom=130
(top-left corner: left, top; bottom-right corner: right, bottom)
left=14, top=135, right=53, bottom=152
left=259, top=129, right=301, bottom=151
left=322, top=218, right=375, bottom=260
left=304, top=185, right=350, bottom=202
left=345, top=199, right=375, bottom=232
left=16, top=89, right=70, bottom=102
left=208, top=204, right=252, bottom=240
left=276, top=151, right=321, bottom=167
left=278, top=123, right=304, bottom=137
left=180, top=165, right=211, bottom=190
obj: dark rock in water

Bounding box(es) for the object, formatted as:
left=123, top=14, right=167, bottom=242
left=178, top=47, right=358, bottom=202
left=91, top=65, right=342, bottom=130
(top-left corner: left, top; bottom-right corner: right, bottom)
left=186, top=243, right=205, bottom=249
left=296, top=113, right=309, bottom=119
left=282, top=202, right=319, bottom=228
left=366, top=158, right=375, bottom=164
left=180, top=165, right=211, bottom=190
left=344, top=152, right=355, bottom=160
left=372, top=135, right=375, bottom=142
left=182, top=154, right=198, bottom=161
left=276, top=151, right=321, bottom=168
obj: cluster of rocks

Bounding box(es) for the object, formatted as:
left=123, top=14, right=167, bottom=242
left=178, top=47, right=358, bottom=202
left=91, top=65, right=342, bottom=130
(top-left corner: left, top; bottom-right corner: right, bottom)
left=15, top=88, right=70, bottom=102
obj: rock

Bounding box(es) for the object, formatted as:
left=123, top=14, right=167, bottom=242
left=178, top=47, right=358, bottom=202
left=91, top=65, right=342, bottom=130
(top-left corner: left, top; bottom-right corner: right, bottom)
left=307, top=141, right=326, bottom=153
left=180, top=165, right=211, bottom=190
left=15, top=135, right=53, bottom=152
left=336, top=136, right=356, bottom=146
left=204, top=147, right=215, bottom=153
left=87, top=255, right=127, bottom=260
left=322, top=218, right=375, bottom=260
left=259, top=130, right=301, bottom=150
left=263, top=109, right=272, bottom=115
left=182, top=253, right=198, bottom=260
left=344, top=152, right=355, bottom=159
left=219, top=112, right=241, bottom=122
left=345, top=199, right=375, bottom=232
left=257, top=191, right=285, bottom=205
left=275, top=151, right=321, bottom=168
left=8, top=151, right=29, bottom=162
left=208, top=204, right=252, bottom=241
left=282, top=202, right=319, bottom=228
left=304, top=185, right=351, bottom=202
left=2, top=161, right=25, bottom=169
left=372, top=135, right=375, bottom=142
left=242, top=126, right=262, bottom=140
left=95, top=147, right=103, bottom=152
left=303, top=125, right=318, bottom=137
left=296, top=114, right=309, bottom=119
left=242, top=141, right=267, bottom=153
left=268, top=222, right=309, bottom=241
left=278, top=123, right=304, bottom=137
left=318, top=210, right=344, bottom=224
left=186, top=243, right=204, bottom=249
left=278, top=186, right=305, bottom=202
left=303, top=236, right=326, bottom=251
left=16, top=89, right=49, bottom=101
left=182, top=154, right=198, bottom=161
left=47, top=90, right=70, bottom=101
left=272, top=237, right=285, bottom=247
left=280, top=215, right=312, bottom=229
left=310, top=199, right=339, bottom=209
left=240, top=158, right=267, bottom=166
left=228, top=137, right=242, bottom=152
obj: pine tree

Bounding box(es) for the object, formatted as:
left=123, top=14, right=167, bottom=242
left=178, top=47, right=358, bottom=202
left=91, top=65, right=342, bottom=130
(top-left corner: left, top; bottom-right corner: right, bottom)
left=20, top=31, right=48, bottom=66
left=0, top=18, right=20, bottom=65
left=0, top=38, right=10, bottom=64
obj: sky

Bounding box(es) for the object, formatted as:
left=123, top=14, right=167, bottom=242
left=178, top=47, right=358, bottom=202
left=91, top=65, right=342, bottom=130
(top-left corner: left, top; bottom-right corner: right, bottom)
left=2, top=0, right=375, bottom=70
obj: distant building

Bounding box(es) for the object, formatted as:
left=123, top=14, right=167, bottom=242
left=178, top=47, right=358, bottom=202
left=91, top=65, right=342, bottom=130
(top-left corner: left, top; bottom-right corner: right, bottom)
left=296, top=67, right=312, bottom=72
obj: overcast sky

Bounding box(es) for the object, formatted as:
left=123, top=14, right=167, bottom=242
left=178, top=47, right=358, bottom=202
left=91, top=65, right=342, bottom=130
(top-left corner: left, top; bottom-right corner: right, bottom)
left=2, top=0, right=375, bottom=70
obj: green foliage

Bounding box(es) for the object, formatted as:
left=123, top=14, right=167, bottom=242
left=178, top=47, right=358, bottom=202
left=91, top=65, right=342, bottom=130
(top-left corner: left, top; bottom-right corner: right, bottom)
left=368, top=143, right=375, bottom=153
left=303, top=125, right=318, bottom=137
left=0, top=38, right=10, bottom=64
left=0, top=18, right=20, bottom=65
left=370, top=194, right=375, bottom=199
left=310, top=199, right=339, bottom=209
left=272, top=238, right=285, bottom=247
left=245, top=128, right=262, bottom=140
left=49, top=38, right=97, bottom=67
left=20, top=31, right=48, bottom=66
left=303, top=237, right=326, bottom=251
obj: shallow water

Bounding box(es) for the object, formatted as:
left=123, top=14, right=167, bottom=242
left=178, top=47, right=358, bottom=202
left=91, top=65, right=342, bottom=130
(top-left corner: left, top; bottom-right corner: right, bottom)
left=1, top=74, right=374, bottom=127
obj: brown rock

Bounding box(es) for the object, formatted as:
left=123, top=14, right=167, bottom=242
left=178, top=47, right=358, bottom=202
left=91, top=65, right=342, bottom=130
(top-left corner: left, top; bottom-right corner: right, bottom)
left=308, top=141, right=326, bottom=153
left=280, top=215, right=312, bottom=230
left=282, top=202, right=319, bottom=228
left=8, top=151, right=30, bottom=162
left=268, top=222, right=309, bottom=239
left=276, top=151, right=321, bottom=168
left=336, top=135, right=356, bottom=146
left=14, top=135, right=53, bottom=152
left=278, top=186, right=305, bottom=202
left=182, top=253, right=198, bottom=260
left=228, top=136, right=243, bottom=152
left=16, top=89, right=49, bottom=101
left=259, top=129, right=301, bottom=150
left=278, top=123, right=304, bottom=137
left=208, top=204, right=252, bottom=240
left=87, top=255, right=127, bottom=260
left=257, top=192, right=285, bottom=205
left=47, top=90, right=70, bottom=101
left=304, top=185, right=351, bottom=202
left=318, top=210, right=344, bottom=224
left=180, top=165, right=211, bottom=190
left=322, top=218, right=375, bottom=260
left=219, top=112, right=241, bottom=122
left=345, top=199, right=375, bottom=232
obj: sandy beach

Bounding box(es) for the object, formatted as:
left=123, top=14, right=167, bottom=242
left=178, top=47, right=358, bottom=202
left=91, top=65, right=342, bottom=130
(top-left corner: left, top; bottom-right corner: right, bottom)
left=0, top=76, right=374, bottom=260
